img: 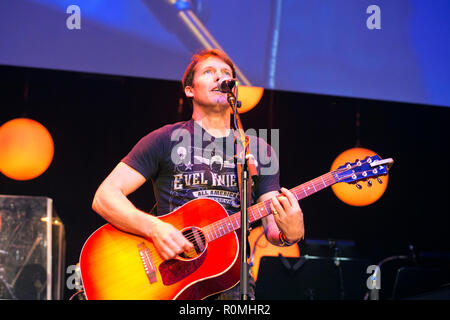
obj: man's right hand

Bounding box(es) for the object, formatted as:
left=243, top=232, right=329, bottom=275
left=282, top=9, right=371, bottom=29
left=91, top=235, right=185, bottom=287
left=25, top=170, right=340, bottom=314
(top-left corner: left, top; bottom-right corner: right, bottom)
left=148, top=219, right=194, bottom=260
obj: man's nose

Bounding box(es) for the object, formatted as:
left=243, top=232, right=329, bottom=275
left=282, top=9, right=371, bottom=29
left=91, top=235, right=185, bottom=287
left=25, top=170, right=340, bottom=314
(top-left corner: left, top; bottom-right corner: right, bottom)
left=215, top=72, right=230, bottom=82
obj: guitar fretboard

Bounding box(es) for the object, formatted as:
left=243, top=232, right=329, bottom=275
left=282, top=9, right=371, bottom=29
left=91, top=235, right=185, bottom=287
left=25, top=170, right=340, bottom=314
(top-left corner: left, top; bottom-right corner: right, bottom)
left=203, top=171, right=337, bottom=242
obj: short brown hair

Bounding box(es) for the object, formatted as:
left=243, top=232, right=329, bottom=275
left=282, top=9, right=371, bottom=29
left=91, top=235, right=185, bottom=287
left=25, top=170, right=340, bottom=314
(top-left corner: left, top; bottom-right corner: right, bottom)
left=182, top=49, right=236, bottom=89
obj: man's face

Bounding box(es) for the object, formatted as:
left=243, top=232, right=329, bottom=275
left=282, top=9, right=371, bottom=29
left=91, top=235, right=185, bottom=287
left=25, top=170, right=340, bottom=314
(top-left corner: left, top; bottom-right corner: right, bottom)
left=184, top=56, right=234, bottom=110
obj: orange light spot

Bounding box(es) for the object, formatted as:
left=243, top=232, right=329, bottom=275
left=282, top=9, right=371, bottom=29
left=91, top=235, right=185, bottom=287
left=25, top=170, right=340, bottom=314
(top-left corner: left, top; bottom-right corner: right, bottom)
left=0, top=118, right=54, bottom=180
left=231, top=85, right=264, bottom=114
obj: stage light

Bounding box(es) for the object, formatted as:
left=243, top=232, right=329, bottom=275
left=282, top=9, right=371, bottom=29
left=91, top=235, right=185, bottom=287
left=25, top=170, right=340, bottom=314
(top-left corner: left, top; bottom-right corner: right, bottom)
left=331, top=147, right=389, bottom=207
left=0, top=118, right=54, bottom=181
left=234, top=85, right=264, bottom=113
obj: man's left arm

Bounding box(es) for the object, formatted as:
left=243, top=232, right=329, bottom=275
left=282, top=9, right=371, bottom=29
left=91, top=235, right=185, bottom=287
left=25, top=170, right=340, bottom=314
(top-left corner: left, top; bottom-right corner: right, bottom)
left=258, top=188, right=305, bottom=246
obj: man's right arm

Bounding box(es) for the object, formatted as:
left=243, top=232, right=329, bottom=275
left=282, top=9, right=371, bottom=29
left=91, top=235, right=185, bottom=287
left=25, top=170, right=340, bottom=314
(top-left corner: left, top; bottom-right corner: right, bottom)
left=92, top=162, right=193, bottom=260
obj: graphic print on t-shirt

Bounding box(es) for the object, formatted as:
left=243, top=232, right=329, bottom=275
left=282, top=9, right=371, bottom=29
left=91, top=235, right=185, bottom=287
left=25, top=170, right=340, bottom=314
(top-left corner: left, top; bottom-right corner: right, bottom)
left=169, top=143, right=240, bottom=214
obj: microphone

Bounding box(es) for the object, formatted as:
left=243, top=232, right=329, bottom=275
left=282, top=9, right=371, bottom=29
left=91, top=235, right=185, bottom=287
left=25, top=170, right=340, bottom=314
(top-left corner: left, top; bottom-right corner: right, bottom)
left=217, top=78, right=236, bottom=93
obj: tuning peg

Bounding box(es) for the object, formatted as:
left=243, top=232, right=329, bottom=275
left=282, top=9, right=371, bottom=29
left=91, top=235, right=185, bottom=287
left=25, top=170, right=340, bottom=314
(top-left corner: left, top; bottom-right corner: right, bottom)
left=377, top=178, right=383, bottom=184
left=356, top=183, right=362, bottom=190
left=367, top=180, right=372, bottom=187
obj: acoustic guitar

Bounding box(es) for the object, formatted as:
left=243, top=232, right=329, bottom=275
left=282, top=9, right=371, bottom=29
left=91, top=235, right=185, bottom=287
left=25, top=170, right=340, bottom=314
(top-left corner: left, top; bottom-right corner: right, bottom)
left=79, top=155, right=393, bottom=299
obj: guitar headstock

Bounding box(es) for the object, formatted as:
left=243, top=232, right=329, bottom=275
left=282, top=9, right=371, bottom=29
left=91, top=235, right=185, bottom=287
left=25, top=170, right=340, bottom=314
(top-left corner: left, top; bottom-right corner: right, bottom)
left=334, top=155, right=394, bottom=188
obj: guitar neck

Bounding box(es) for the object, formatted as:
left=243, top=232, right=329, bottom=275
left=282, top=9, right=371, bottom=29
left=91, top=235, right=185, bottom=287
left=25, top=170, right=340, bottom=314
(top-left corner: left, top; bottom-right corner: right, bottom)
left=203, top=171, right=338, bottom=242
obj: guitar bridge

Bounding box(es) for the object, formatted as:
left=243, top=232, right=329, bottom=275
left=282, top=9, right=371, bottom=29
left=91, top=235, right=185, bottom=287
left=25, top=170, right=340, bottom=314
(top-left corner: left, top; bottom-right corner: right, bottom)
left=138, top=243, right=157, bottom=284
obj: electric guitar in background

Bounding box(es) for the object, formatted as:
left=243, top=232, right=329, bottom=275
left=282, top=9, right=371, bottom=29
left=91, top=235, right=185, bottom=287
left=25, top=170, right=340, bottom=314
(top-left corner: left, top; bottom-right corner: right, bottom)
left=79, top=155, right=393, bottom=300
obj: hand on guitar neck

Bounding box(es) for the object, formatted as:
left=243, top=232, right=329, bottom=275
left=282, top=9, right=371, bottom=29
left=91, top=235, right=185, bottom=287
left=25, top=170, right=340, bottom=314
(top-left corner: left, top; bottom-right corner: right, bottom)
left=260, top=187, right=305, bottom=246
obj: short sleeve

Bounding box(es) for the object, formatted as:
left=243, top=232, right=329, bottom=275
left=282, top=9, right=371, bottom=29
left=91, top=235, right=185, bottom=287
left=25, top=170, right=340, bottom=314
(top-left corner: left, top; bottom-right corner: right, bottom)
left=121, top=128, right=168, bottom=180
left=249, top=136, right=281, bottom=199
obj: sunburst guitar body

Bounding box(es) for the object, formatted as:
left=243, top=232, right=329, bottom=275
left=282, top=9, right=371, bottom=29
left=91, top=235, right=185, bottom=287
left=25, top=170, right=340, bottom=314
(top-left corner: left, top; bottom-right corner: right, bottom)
left=80, top=199, right=240, bottom=300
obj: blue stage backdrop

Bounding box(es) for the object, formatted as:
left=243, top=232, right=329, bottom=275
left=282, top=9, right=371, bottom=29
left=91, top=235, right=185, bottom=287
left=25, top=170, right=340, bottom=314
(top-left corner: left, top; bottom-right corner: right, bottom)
left=1, top=0, right=449, bottom=107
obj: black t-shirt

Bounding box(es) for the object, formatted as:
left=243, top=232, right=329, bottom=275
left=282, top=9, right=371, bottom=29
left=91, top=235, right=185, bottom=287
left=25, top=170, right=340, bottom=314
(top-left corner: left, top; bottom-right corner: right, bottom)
left=122, top=119, right=280, bottom=216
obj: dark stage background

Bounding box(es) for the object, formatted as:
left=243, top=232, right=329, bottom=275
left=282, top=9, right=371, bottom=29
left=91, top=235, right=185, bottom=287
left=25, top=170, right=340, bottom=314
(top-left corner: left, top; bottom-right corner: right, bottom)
left=1, top=65, right=449, bottom=299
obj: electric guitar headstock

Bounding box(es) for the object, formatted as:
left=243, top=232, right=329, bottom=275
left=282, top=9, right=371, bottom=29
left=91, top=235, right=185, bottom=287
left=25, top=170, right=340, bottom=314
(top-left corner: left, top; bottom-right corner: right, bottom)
left=334, top=155, right=394, bottom=189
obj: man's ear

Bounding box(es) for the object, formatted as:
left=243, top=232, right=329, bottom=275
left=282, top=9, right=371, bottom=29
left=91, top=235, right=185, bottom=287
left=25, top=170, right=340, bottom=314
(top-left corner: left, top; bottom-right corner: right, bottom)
left=184, top=86, right=194, bottom=98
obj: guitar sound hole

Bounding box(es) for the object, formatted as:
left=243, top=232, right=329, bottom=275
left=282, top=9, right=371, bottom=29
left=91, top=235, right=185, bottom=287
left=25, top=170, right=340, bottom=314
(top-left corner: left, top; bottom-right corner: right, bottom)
left=179, top=227, right=207, bottom=260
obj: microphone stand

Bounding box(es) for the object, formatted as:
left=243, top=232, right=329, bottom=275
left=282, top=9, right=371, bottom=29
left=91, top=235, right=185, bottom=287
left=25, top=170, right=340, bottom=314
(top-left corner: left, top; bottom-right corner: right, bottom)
left=227, top=86, right=250, bottom=300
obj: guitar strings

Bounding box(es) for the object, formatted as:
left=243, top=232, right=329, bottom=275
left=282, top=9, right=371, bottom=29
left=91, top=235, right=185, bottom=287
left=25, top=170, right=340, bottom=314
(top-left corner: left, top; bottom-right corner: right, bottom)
left=175, top=168, right=361, bottom=243
left=202, top=172, right=346, bottom=241
left=187, top=166, right=371, bottom=240
left=199, top=174, right=338, bottom=240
